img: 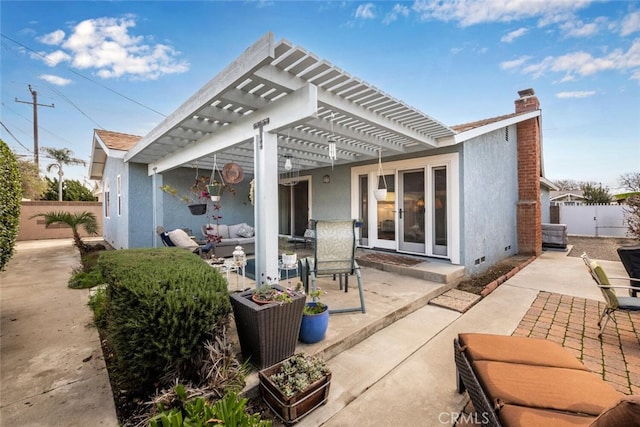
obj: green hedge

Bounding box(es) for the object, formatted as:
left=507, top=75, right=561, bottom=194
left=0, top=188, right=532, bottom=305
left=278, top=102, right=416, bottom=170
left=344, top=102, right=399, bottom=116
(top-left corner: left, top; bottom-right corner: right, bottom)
left=0, top=139, right=22, bottom=271
left=98, top=248, right=231, bottom=391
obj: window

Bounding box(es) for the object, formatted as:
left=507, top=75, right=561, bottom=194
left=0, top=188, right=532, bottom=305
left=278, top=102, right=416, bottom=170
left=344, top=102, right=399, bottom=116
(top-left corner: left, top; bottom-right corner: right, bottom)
left=117, top=175, right=122, bottom=216
left=104, top=179, right=110, bottom=218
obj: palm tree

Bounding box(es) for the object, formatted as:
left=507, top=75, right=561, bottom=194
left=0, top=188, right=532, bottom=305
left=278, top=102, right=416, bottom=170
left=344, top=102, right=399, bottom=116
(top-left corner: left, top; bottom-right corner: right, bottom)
left=31, top=211, right=98, bottom=255
left=41, top=147, right=86, bottom=201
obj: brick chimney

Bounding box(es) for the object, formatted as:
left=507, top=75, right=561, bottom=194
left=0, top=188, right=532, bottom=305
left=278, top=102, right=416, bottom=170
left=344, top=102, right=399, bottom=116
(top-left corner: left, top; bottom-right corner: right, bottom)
left=515, top=88, right=542, bottom=256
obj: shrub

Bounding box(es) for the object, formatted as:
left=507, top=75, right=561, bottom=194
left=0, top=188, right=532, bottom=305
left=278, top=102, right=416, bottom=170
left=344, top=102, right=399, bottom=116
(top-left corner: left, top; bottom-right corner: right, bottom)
left=0, top=139, right=22, bottom=271
left=98, top=248, right=231, bottom=393
left=68, top=268, right=105, bottom=289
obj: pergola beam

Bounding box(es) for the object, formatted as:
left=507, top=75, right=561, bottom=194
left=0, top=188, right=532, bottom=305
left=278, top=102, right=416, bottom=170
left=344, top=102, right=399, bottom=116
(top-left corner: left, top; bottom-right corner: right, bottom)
left=147, top=84, right=318, bottom=175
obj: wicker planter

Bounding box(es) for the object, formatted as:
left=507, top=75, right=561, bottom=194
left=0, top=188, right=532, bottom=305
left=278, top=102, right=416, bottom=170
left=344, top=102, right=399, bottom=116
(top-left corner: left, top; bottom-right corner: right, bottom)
left=188, top=203, right=207, bottom=215
left=229, top=286, right=305, bottom=369
left=259, top=358, right=331, bottom=425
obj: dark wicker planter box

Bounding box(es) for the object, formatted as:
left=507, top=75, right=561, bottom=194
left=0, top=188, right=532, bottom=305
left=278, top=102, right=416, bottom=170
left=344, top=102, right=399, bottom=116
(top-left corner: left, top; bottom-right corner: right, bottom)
left=259, top=359, right=331, bottom=425
left=229, top=286, right=305, bottom=369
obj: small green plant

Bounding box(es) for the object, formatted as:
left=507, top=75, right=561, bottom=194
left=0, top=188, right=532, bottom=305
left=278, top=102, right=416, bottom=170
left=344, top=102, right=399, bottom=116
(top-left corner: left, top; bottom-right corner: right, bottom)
left=303, top=288, right=327, bottom=315
left=268, top=353, right=330, bottom=398
left=69, top=267, right=104, bottom=289
left=148, top=386, right=271, bottom=427
left=87, top=286, right=108, bottom=329
left=253, top=280, right=297, bottom=304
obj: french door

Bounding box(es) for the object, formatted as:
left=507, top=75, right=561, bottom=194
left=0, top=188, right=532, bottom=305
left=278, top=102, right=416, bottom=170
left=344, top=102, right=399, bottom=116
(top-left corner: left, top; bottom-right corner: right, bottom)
left=278, top=178, right=310, bottom=237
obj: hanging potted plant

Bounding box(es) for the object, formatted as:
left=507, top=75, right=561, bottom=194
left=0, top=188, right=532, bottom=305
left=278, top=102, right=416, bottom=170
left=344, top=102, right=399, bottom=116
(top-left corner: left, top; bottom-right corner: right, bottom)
left=159, top=174, right=210, bottom=216
left=374, top=147, right=388, bottom=201
left=259, top=352, right=331, bottom=424
left=299, top=288, right=329, bottom=344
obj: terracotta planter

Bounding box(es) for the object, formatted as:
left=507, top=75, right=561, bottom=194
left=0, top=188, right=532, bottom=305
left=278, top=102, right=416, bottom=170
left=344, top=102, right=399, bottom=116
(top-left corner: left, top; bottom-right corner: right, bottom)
left=259, top=358, right=331, bottom=424
left=230, top=286, right=305, bottom=369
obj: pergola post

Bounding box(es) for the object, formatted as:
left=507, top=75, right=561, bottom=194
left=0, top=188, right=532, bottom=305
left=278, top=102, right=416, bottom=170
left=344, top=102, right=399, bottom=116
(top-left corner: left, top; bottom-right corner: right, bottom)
left=253, top=119, right=280, bottom=287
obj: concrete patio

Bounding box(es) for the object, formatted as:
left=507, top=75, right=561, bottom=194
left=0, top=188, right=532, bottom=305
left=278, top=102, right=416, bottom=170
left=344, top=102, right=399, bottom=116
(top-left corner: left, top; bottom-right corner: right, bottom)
left=1, top=239, right=637, bottom=426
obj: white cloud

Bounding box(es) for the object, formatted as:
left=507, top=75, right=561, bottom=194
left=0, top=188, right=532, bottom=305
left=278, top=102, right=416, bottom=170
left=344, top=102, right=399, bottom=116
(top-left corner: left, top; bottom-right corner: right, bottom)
left=30, top=49, right=72, bottom=66
left=559, top=17, right=608, bottom=38
left=411, top=0, right=590, bottom=27
left=516, top=39, right=640, bottom=81
left=39, top=74, right=72, bottom=86
left=383, top=4, right=410, bottom=24
left=33, top=16, right=189, bottom=80
left=500, top=55, right=531, bottom=70
left=39, top=29, right=65, bottom=45
left=355, top=3, right=376, bottom=20
left=501, top=27, right=528, bottom=43
left=621, top=11, right=640, bottom=36
left=555, top=90, right=596, bottom=98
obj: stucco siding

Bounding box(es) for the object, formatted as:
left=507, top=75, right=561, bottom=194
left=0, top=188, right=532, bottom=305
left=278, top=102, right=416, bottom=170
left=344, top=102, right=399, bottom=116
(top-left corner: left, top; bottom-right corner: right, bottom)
left=461, top=125, right=518, bottom=275
left=127, top=163, right=154, bottom=248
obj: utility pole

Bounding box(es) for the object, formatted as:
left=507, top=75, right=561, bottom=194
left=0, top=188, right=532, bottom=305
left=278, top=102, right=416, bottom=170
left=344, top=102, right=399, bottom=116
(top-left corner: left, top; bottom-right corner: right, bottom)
left=15, top=84, right=54, bottom=171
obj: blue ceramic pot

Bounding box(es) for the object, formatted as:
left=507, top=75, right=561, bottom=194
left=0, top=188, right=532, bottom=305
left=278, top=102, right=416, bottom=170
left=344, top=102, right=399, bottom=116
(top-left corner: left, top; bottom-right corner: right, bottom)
left=299, top=303, right=329, bottom=343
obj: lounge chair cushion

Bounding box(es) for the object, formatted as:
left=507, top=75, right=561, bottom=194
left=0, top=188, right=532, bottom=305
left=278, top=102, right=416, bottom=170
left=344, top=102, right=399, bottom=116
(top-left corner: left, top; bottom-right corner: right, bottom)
left=499, top=404, right=595, bottom=427
left=458, top=333, right=587, bottom=370
left=474, top=361, right=622, bottom=416
left=167, top=229, right=198, bottom=249
left=590, top=395, right=640, bottom=427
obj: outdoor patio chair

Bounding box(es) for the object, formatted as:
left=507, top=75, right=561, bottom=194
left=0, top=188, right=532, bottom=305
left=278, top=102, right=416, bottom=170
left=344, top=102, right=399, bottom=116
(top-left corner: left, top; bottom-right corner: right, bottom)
left=301, top=219, right=365, bottom=314
left=581, top=253, right=640, bottom=337
left=156, top=226, right=212, bottom=258
left=617, top=245, right=640, bottom=297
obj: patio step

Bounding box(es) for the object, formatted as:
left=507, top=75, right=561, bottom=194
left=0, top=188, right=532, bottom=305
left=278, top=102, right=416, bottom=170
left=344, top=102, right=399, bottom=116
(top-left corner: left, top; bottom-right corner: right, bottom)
left=355, top=250, right=465, bottom=286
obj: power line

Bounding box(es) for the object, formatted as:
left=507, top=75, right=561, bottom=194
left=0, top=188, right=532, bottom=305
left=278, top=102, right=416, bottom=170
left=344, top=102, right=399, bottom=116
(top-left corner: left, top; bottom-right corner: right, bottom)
left=1, top=33, right=167, bottom=118
left=0, top=120, right=32, bottom=153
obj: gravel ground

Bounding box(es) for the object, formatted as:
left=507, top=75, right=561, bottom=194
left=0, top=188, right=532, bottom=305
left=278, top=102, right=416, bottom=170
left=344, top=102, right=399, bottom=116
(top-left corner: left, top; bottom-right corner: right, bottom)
left=566, top=236, right=638, bottom=261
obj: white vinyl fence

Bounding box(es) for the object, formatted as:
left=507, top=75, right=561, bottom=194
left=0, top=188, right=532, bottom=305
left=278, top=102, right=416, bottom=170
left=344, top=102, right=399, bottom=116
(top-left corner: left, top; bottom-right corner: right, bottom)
left=559, top=204, right=629, bottom=237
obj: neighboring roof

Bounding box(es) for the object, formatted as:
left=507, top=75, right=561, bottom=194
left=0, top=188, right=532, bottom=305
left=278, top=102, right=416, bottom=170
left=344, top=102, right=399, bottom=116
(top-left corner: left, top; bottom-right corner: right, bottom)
left=123, top=32, right=456, bottom=176
left=95, top=129, right=141, bottom=151
left=550, top=190, right=586, bottom=201
left=89, top=129, right=142, bottom=180
left=450, top=113, right=518, bottom=133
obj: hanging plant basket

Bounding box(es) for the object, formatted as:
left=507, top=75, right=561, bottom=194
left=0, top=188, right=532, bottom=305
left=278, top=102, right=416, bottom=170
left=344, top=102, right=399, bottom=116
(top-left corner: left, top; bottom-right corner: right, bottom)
left=374, top=188, right=387, bottom=201
left=188, top=203, right=207, bottom=215
left=374, top=147, right=387, bottom=202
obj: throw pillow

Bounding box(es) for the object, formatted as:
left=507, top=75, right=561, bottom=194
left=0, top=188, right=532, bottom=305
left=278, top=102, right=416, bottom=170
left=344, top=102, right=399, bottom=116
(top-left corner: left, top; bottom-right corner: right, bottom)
left=167, top=229, right=199, bottom=249
left=237, top=223, right=254, bottom=238
left=206, top=224, right=229, bottom=239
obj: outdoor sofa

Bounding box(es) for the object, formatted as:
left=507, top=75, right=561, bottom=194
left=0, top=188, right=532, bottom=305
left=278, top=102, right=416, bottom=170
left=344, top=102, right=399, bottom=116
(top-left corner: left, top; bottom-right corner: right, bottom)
left=201, top=223, right=255, bottom=258
left=454, top=333, right=640, bottom=426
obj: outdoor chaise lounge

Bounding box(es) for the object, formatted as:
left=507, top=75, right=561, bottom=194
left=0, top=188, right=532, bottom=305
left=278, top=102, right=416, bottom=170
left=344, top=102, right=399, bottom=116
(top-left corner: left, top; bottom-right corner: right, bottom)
left=454, top=333, right=640, bottom=426
left=156, top=226, right=213, bottom=258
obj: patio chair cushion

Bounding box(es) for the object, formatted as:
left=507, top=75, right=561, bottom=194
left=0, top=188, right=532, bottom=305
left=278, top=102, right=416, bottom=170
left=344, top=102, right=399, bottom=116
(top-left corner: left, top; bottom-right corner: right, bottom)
left=167, top=229, right=199, bottom=249
left=458, top=333, right=588, bottom=370
left=498, top=404, right=595, bottom=427
left=205, top=224, right=230, bottom=239
left=590, top=395, right=640, bottom=427
left=474, top=361, right=622, bottom=416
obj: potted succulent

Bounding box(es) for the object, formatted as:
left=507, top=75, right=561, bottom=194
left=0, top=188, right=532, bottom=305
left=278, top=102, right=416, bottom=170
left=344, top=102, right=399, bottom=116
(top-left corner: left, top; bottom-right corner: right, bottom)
left=229, top=278, right=305, bottom=369
left=299, top=288, right=329, bottom=344
left=259, top=352, right=331, bottom=424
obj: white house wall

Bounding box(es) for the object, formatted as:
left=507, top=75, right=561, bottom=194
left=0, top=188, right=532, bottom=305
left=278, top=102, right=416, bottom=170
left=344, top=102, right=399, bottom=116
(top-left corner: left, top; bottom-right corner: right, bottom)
left=461, top=125, right=519, bottom=275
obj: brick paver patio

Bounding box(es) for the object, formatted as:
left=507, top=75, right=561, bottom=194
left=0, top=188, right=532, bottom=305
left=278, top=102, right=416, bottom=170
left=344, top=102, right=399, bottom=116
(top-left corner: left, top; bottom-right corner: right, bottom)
left=457, top=291, right=639, bottom=425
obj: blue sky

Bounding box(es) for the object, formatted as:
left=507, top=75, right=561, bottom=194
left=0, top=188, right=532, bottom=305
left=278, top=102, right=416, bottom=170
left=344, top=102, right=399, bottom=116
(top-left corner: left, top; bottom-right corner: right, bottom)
left=1, top=1, right=638, bottom=191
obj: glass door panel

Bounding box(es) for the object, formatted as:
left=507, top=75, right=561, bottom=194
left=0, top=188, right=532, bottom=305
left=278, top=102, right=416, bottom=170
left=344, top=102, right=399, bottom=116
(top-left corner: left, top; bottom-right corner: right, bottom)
left=399, top=169, right=425, bottom=253
left=432, top=167, right=447, bottom=256
left=376, top=174, right=395, bottom=243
